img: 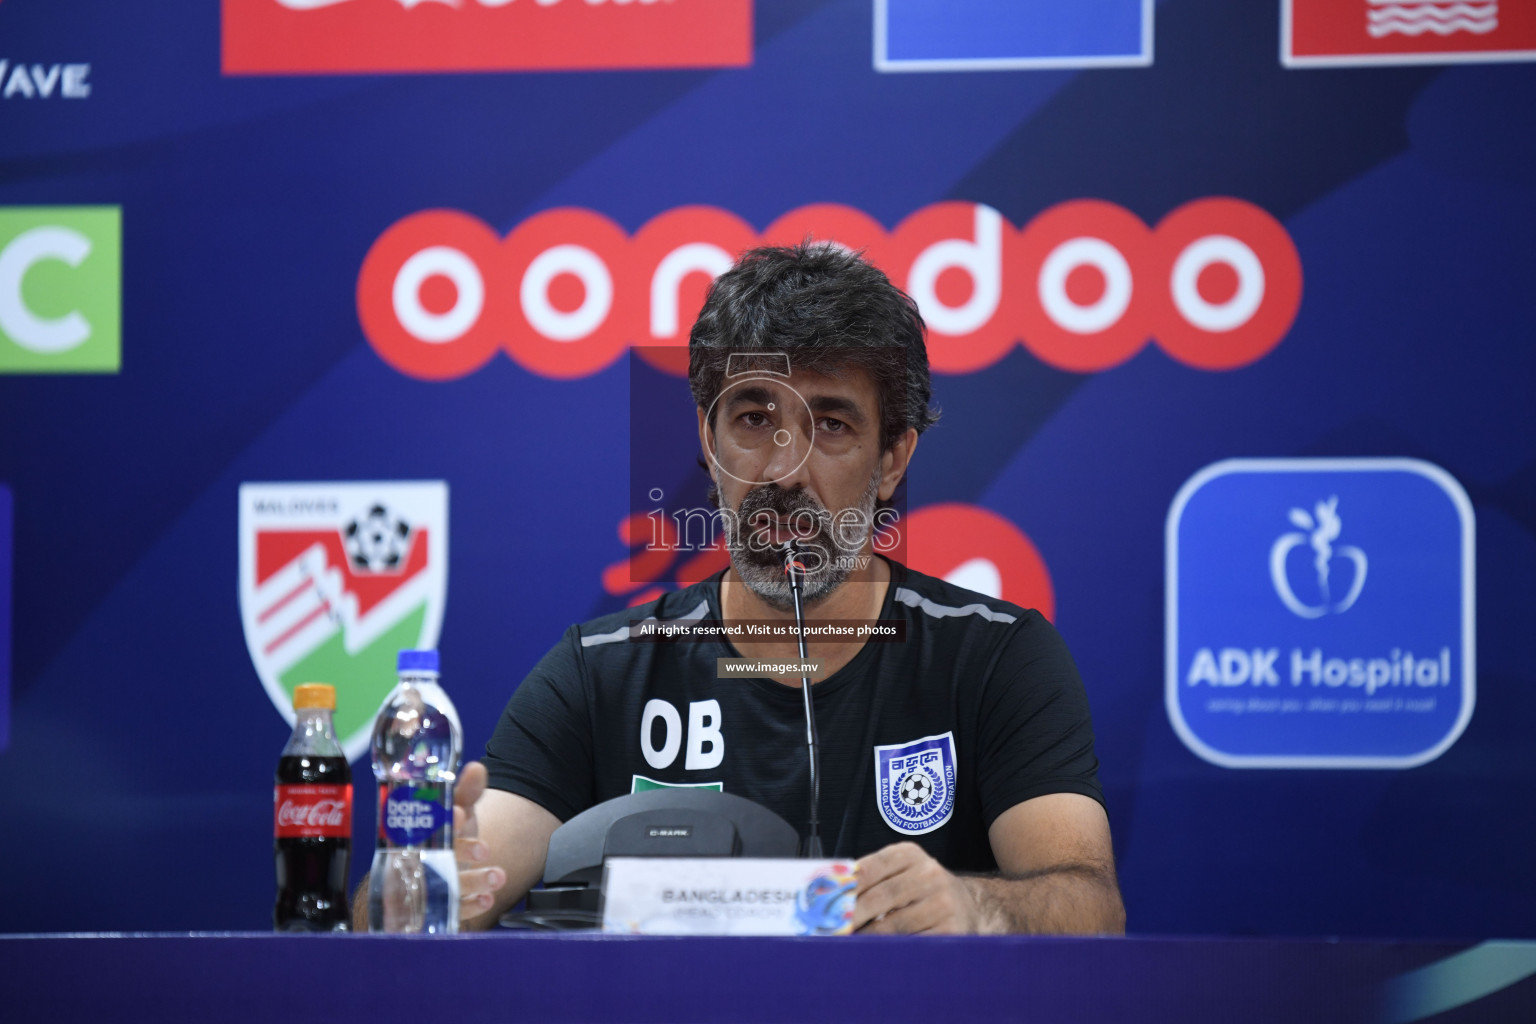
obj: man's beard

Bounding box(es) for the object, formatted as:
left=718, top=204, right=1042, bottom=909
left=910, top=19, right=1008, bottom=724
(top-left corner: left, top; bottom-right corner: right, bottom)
left=721, top=465, right=882, bottom=611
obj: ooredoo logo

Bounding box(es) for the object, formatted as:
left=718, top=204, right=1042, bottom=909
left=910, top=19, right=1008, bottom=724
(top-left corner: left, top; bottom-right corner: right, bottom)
left=222, top=0, right=753, bottom=75
left=356, top=198, right=1302, bottom=382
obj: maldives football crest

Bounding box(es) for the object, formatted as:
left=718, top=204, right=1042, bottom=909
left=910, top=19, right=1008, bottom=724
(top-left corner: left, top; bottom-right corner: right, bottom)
left=873, top=732, right=957, bottom=836
left=240, top=482, right=448, bottom=761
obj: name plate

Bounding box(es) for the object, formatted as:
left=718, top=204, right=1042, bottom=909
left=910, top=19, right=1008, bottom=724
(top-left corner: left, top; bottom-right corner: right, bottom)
left=600, top=857, right=856, bottom=936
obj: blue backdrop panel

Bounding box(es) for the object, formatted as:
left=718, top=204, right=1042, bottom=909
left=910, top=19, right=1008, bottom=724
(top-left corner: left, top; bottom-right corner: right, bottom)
left=883, top=0, right=1147, bottom=64
left=0, top=0, right=1533, bottom=940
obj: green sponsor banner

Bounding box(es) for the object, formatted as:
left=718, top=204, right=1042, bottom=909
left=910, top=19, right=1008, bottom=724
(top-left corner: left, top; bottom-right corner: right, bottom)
left=0, top=206, right=121, bottom=373
left=631, top=774, right=723, bottom=794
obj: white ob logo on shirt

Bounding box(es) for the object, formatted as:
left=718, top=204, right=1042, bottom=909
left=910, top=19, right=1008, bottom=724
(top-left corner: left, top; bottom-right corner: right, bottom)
left=640, top=698, right=724, bottom=771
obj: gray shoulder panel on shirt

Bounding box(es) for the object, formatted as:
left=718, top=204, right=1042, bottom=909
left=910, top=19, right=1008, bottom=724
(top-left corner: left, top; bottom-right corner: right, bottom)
left=892, top=586, right=1018, bottom=625
left=579, top=599, right=711, bottom=647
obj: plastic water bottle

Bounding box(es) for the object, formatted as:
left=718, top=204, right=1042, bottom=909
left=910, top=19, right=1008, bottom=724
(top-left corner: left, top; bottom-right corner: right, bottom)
left=367, top=649, right=462, bottom=933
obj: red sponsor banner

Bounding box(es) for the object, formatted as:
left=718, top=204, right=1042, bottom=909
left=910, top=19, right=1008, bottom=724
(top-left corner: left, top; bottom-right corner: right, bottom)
left=274, top=784, right=353, bottom=838
left=223, top=0, right=753, bottom=76
left=1285, top=0, right=1536, bottom=66
left=356, top=198, right=1303, bottom=381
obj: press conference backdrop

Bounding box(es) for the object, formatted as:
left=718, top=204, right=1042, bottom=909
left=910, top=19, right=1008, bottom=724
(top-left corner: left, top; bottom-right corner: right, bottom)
left=1, top=0, right=1533, bottom=938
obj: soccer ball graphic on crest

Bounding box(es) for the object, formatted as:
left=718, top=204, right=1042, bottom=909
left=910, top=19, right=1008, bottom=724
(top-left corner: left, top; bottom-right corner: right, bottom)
left=898, top=768, right=934, bottom=808
left=345, top=504, right=411, bottom=573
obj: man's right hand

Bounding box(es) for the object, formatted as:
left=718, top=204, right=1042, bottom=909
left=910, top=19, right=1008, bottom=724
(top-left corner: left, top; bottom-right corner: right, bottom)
left=454, top=762, right=563, bottom=931
left=454, top=762, right=507, bottom=921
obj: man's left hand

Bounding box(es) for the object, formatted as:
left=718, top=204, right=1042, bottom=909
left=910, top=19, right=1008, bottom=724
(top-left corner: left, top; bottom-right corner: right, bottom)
left=851, top=842, right=987, bottom=935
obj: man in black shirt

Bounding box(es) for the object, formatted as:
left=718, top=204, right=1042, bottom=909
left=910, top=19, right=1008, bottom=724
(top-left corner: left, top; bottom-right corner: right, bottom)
left=443, top=245, right=1123, bottom=935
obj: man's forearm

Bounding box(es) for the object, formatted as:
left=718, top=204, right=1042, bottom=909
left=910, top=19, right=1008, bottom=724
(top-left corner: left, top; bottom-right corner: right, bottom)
left=960, top=863, right=1125, bottom=935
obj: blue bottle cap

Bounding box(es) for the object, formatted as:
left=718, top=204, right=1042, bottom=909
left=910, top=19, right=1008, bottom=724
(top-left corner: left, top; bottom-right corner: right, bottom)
left=397, top=649, right=440, bottom=673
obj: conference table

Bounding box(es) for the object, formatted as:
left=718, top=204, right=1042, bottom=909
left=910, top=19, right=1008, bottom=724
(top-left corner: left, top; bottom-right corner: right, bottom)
left=3, top=931, right=1533, bottom=1022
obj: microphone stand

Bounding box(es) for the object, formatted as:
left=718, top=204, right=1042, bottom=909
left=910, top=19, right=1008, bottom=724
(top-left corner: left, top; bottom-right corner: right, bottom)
left=784, top=541, right=823, bottom=858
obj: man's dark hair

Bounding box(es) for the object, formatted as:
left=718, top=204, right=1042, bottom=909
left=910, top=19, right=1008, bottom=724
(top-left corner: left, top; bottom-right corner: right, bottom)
left=688, top=243, right=940, bottom=450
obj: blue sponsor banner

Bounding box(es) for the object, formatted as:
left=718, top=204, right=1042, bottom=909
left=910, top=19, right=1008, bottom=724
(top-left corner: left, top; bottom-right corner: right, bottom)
left=876, top=0, right=1153, bottom=71
left=0, top=484, right=9, bottom=752
left=1166, top=459, right=1474, bottom=768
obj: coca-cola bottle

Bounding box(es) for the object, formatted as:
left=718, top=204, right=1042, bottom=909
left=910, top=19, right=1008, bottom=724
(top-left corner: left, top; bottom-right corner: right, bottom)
left=274, top=682, right=352, bottom=932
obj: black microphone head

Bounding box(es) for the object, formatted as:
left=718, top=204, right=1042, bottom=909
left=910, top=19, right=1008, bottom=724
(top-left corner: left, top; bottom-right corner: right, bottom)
left=783, top=540, right=808, bottom=587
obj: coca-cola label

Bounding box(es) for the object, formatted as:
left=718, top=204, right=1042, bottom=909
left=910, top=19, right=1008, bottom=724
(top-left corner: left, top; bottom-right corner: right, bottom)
left=274, top=783, right=353, bottom=838
left=381, top=784, right=450, bottom=846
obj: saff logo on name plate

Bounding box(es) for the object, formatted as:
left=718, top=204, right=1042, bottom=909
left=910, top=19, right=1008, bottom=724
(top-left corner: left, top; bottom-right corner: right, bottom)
left=874, top=732, right=956, bottom=834
left=1166, top=459, right=1474, bottom=768
left=239, top=482, right=447, bottom=761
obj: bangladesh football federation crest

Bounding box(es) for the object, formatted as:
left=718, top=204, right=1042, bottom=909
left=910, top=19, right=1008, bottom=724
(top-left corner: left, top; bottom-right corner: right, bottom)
left=873, top=732, right=956, bottom=836
left=240, top=482, right=448, bottom=762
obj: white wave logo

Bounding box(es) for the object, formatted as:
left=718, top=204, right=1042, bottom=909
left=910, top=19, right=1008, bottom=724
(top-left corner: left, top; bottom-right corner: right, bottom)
left=1270, top=496, right=1368, bottom=619
left=1367, top=1, right=1498, bottom=39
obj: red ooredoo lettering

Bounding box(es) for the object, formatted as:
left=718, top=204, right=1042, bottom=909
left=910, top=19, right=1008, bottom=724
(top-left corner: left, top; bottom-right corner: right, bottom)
left=356, top=198, right=1303, bottom=381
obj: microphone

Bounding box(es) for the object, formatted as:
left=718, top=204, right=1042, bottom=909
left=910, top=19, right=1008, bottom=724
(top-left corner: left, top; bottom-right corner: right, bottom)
left=783, top=540, right=824, bottom=858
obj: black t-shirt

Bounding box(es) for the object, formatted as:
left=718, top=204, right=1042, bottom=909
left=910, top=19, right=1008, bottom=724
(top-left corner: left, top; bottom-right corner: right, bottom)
left=484, top=559, right=1102, bottom=872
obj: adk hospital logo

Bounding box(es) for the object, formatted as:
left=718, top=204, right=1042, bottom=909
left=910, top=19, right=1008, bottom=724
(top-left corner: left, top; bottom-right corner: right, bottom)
left=1167, top=459, right=1474, bottom=768
left=1269, top=496, right=1368, bottom=620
